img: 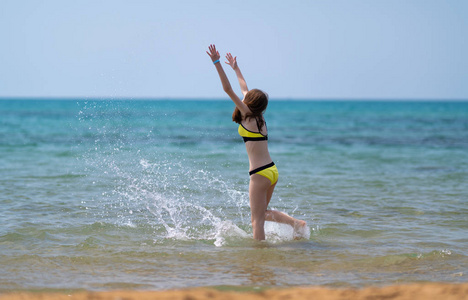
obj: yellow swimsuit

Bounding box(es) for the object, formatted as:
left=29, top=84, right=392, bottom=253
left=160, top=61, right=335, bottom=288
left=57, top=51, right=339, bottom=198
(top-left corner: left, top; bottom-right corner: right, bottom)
left=238, top=123, right=278, bottom=185
left=238, top=123, right=268, bottom=142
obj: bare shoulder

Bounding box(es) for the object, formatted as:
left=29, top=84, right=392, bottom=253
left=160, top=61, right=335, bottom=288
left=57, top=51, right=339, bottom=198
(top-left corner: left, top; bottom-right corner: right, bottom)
left=239, top=100, right=252, bottom=116
left=225, top=90, right=249, bottom=115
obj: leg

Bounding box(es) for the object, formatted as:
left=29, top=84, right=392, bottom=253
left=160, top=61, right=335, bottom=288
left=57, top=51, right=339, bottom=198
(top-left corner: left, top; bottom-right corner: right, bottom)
left=266, top=180, right=277, bottom=207
left=263, top=180, right=307, bottom=235
left=265, top=210, right=307, bottom=230
left=249, top=174, right=271, bottom=240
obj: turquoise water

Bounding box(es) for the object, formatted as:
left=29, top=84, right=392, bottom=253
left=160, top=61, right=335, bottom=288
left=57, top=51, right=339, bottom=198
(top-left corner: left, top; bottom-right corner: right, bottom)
left=1, top=99, right=467, bottom=291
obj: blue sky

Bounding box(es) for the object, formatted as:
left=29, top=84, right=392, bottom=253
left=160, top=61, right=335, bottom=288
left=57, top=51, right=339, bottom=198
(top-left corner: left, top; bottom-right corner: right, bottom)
left=1, top=0, right=467, bottom=100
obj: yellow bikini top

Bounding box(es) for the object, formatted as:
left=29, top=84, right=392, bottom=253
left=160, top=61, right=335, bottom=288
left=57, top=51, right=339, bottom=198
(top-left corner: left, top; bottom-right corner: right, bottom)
left=238, top=123, right=268, bottom=143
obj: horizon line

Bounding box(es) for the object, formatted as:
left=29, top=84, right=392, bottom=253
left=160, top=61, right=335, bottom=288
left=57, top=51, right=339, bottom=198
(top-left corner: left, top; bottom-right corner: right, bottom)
left=1, top=96, right=468, bottom=102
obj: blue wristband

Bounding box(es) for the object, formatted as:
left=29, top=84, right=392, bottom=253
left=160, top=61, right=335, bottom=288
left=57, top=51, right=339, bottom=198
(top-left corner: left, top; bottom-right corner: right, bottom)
left=213, top=59, right=220, bottom=64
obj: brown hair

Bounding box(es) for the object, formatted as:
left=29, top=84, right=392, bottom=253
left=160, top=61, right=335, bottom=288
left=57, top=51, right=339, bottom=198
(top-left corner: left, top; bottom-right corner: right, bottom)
left=232, top=89, right=269, bottom=130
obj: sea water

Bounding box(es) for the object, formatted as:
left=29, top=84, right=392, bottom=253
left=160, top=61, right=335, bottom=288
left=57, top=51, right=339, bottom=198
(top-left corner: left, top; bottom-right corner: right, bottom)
left=0, top=99, right=467, bottom=291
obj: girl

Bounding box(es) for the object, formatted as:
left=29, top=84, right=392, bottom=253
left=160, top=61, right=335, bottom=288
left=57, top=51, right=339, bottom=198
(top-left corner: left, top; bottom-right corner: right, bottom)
left=206, top=44, right=307, bottom=241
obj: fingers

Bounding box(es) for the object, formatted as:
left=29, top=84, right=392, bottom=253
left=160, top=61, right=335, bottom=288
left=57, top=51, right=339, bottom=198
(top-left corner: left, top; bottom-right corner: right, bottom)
left=207, top=45, right=224, bottom=63
left=207, top=44, right=217, bottom=55
left=226, top=53, right=233, bottom=61
left=225, top=53, right=235, bottom=64
left=207, top=44, right=221, bottom=62
left=209, top=46, right=237, bottom=62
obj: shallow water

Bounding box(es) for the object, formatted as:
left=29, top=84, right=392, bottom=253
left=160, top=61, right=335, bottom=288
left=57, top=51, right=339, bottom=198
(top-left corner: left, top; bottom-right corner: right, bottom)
left=0, top=99, right=467, bottom=291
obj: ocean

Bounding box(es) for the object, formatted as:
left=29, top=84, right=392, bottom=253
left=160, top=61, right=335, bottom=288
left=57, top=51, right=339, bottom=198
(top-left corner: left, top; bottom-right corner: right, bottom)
left=0, top=99, right=467, bottom=291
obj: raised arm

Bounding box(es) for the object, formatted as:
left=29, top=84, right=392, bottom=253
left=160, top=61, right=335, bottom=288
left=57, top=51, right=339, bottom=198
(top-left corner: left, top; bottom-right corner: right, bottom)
left=206, top=44, right=249, bottom=114
left=225, top=53, right=249, bottom=96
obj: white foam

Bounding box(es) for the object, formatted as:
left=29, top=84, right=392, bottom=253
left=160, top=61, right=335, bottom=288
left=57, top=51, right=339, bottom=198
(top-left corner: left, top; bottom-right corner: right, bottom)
left=214, top=220, right=249, bottom=247
left=264, top=221, right=311, bottom=243
left=264, top=222, right=294, bottom=242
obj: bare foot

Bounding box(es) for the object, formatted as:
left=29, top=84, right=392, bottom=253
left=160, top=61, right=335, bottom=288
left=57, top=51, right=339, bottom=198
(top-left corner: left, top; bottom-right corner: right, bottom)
left=293, top=220, right=308, bottom=240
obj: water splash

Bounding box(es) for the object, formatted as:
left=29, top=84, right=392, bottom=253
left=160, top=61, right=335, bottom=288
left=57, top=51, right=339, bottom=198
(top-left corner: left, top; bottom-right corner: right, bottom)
left=264, top=221, right=311, bottom=243
left=76, top=101, right=308, bottom=246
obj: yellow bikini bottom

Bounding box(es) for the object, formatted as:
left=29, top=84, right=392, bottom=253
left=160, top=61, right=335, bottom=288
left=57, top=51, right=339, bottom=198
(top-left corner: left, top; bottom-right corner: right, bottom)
left=249, top=162, right=278, bottom=185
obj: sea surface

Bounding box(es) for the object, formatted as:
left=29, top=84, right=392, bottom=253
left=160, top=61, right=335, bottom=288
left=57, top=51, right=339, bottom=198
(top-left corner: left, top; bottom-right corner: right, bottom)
left=0, top=99, right=467, bottom=292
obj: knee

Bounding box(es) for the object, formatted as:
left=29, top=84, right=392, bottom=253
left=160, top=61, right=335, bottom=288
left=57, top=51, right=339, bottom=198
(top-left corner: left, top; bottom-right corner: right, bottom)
left=251, top=209, right=265, bottom=220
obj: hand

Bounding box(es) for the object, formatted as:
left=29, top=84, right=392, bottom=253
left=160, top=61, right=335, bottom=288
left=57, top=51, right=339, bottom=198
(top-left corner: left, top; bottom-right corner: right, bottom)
left=225, top=53, right=238, bottom=69
left=206, top=44, right=220, bottom=63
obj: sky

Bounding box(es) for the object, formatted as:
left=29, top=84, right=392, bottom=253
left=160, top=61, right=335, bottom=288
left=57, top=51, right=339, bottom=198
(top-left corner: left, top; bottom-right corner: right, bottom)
left=1, top=0, right=467, bottom=100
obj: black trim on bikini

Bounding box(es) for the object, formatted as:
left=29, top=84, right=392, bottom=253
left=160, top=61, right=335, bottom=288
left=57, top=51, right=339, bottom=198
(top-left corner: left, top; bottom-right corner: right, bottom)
left=249, top=162, right=275, bottom=175
left=243, top=136, right=268, bottom=142
left=240, top=120, right=268, bottom=142
left=240, top=123, right=267, bottom=136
